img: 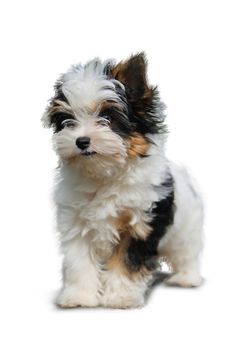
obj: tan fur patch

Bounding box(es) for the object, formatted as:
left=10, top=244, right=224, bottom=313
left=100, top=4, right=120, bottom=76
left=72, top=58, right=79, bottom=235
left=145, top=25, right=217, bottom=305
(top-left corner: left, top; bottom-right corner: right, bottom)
left=85, top=102, right=99, bottom=113
left=107, top=232, right=130, bottom=276
left=133, top=220, right=151, bottom=240
left=112, top=62, right=128, bottom=85
left=114, top=210, right=133, bottom=231
left=84, top=100, right=123, bottom=115
left=114, top=209, right=151, bottom=240
left=127, top=133, right=150, bottom=158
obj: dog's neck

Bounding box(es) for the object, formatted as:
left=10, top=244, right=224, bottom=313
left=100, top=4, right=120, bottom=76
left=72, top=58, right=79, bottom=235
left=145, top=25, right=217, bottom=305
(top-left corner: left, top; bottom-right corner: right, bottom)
left=59, top=156, right=140, bottom=186
left=59, top=155, right=168, bottom=195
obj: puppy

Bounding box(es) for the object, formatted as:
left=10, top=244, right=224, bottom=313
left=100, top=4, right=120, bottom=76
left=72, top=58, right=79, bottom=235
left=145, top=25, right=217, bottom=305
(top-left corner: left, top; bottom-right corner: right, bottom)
left=42, top=53, right=203, bottom=308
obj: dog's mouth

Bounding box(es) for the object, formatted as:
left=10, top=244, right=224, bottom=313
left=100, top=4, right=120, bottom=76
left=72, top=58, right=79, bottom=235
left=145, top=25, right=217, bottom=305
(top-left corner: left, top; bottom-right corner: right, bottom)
left=80, top=150, right=97, bottom=156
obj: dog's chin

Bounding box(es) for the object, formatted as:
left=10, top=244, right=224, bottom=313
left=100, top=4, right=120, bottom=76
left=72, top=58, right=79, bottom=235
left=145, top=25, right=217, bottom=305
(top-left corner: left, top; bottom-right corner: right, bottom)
left=62, top=151, right=127, bottom=179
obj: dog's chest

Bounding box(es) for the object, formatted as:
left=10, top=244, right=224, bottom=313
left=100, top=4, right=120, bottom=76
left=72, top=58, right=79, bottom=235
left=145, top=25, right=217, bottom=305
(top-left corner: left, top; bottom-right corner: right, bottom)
left=55, top=169, right=158, bottom=243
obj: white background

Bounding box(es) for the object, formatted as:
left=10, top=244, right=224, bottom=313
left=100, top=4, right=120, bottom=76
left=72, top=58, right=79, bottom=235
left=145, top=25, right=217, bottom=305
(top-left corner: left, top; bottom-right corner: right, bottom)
left=0, top=0, right=232, bottom=349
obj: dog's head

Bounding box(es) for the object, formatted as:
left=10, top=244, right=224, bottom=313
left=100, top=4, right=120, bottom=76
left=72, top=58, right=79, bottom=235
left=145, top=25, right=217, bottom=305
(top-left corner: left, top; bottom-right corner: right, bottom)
left=43, top=53, right=166, bottom=177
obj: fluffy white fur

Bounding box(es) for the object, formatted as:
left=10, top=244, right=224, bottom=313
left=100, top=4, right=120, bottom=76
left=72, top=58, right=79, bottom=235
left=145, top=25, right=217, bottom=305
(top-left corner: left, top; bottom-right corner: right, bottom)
left=54, top=151, right=203, bottom=308
left=44, top=57, right=204, bottom=308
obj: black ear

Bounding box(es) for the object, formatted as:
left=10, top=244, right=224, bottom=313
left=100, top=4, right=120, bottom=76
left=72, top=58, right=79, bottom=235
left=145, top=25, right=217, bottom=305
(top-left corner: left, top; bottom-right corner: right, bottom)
left=112, top=53, right=151, bottom=103
left=112, top=54, right=166, bottom=135
left=42, top=80, right=70, bottom=128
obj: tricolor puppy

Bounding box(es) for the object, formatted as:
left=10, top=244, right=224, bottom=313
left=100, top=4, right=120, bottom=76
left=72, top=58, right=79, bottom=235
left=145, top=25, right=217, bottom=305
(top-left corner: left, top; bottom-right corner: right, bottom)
left=43, top=53, right=204, bottom=308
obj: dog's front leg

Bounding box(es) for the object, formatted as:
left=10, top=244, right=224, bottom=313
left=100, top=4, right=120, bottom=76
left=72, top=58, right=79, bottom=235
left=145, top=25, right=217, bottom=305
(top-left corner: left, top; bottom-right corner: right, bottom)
left=55, top=235, right=100, bottom=308
left=101, top=269, right=149, bottom=309
left=100, top=233, right=151, bottom=309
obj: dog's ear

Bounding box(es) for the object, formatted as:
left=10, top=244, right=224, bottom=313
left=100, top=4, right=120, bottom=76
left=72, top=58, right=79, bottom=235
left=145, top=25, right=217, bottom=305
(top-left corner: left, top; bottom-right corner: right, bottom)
left=112, top=53, right=152, bottom=101
left=112, top=53, right=154, bottom=116
left=42, top=81, right=69, bottom=128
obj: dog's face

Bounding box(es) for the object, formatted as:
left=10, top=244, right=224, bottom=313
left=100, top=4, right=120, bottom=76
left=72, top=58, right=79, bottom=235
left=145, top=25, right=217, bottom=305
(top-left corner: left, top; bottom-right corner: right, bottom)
left=43, top=53, right=165, bottom=177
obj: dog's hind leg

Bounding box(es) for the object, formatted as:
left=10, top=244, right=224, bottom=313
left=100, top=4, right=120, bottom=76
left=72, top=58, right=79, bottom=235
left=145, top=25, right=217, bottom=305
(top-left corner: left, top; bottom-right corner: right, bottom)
left=158, top=164, right=204, bottom=287
left=159, top=225, right=203, bottom=287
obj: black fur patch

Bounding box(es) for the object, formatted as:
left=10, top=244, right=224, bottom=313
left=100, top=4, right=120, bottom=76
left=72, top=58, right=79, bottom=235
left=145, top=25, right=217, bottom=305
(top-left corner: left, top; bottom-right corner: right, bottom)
left=53, top=80, right=69, bottom=104
left=49, top=84, right=75, bottom=132
left=99, top=82, right=164, bottom=140
left=127, top=87, right=167, bottom=135
left=126, top=176, right=175, bottom=271
left=51, top=112, right=75, bottom=133
left=99, top=107, right=132, bottom=137
left=55, top=89, right=69, bottom=104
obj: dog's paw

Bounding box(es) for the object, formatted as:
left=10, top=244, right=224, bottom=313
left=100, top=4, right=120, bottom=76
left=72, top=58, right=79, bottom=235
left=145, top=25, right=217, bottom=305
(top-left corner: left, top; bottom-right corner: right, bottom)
left=165, top=272, right=203, bottom=287
left=55, top=287, right=99, bottom=308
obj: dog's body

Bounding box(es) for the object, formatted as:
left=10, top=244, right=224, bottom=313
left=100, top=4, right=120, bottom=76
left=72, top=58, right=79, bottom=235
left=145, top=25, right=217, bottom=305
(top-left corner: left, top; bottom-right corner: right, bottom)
left=43, top=53, right=203, bottom=308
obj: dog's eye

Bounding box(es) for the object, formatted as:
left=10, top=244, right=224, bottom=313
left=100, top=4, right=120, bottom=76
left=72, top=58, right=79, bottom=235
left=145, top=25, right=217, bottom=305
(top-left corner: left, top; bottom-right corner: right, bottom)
left=62, top=119, right=77, bottom=128
left=98, top=108, right=114, bottom=124
left=101, top=115, right=111, bottom=122
left=97, top=114, right=111, bottom=126
left=51, top=112, right=76, bottom=133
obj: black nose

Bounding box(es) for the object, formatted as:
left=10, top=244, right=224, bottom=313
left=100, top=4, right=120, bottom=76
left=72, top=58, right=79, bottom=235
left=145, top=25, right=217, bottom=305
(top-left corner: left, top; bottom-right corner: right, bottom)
left=76, top=136, right=90, bottom=150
